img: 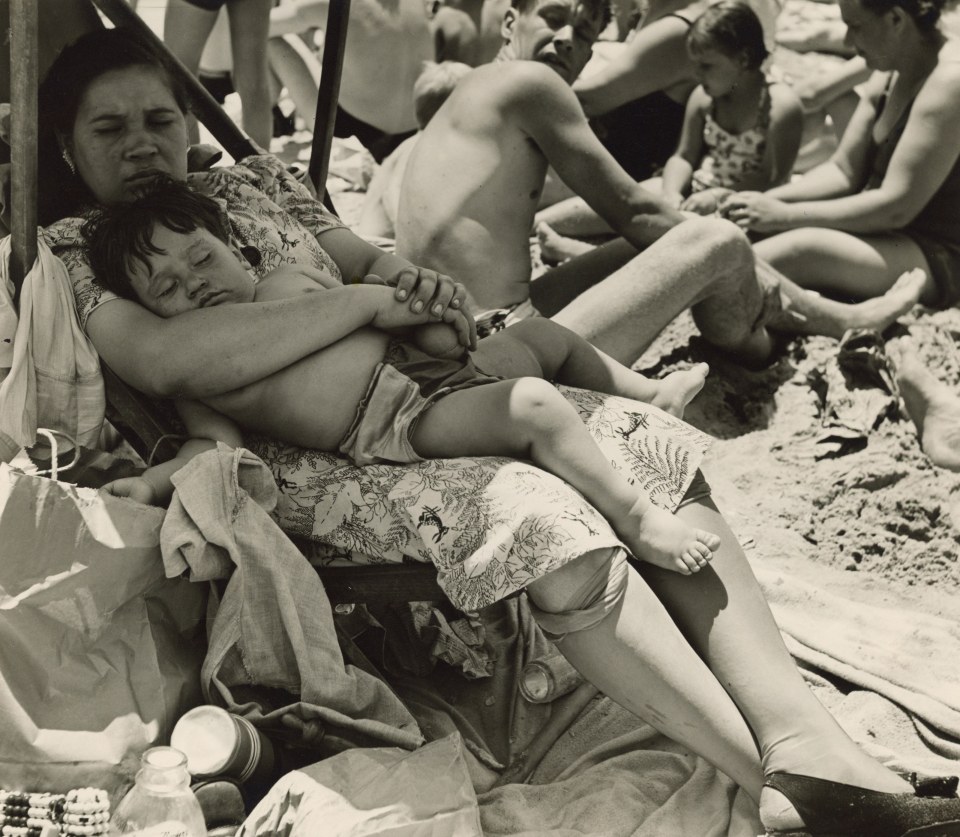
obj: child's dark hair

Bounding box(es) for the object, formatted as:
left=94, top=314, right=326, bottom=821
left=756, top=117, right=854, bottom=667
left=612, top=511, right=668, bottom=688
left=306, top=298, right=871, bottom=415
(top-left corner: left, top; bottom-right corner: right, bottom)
left=687, top=1, right=769, bottom=70
left=82, top=176, right=231, bottom=301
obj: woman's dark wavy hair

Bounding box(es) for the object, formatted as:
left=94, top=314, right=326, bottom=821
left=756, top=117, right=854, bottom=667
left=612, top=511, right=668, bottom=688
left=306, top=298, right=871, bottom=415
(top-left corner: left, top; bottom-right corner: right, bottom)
left=38, top=28, right=190, bottom=225
left=82, top=175, right=229, bottom=302
left=686, top=1, right=769, bottom=70
left=859, top=0, right=944, bottom=30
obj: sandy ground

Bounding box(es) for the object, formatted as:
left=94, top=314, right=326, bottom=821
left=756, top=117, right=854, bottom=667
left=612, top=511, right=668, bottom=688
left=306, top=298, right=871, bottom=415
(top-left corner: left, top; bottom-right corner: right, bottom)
left=636, top=306, right=960, bottom=622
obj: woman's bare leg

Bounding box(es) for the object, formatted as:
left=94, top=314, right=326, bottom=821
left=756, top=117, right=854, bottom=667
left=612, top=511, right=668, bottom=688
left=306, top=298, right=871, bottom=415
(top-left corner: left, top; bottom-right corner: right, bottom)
left=754, top=227, right=937, bottom=304
left=163, top=0, right=219, bottom=145
left=226, top=0, right=274, bottom=148
left=640, top=497, right=912, bottom=827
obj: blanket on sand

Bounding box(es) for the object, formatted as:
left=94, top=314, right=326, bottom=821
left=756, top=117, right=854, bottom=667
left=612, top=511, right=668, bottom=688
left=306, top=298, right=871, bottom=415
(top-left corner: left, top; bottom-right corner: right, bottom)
left=238, top=556, right=960, bottom=836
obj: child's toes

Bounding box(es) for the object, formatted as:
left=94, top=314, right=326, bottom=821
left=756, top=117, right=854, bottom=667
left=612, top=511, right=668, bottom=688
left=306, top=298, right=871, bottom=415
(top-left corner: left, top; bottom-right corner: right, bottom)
left=697, top=529, right=722, bottom=551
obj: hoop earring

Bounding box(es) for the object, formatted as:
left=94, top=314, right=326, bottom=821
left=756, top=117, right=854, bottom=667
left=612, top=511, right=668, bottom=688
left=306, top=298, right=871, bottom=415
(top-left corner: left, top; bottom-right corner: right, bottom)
left=62, top=148, right=76, bottom=175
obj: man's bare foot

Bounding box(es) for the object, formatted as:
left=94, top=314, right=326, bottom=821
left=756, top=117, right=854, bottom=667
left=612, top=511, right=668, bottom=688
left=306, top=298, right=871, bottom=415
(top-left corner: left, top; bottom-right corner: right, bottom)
left=535, top=221, right=595, bottom=264
left=847, top=269, right=926, bottom=332
left=650, top=363, right=709, bottom=417
left=896, top=348, right=960, bottom=471
left=624, top=502, right=722, bottom=574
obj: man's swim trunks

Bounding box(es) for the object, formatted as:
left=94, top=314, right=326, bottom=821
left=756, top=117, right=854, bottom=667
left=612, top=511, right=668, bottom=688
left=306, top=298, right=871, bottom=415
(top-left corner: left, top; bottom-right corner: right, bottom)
left=334, top=106, right=416, bottom=165
left=338, top=339, right=501, bottom=465
left=475, top=298, right=542, bottom=340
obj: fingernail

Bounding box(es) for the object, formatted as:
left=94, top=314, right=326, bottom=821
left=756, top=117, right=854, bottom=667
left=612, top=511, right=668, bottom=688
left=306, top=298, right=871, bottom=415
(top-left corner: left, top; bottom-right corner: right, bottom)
left=451, top=298, right=461, bottom=307
left=432, top=304, right=443, bottom=316
left=413, top=300, right=424, bottom=312
left=397, top=289, right=408, bottom=300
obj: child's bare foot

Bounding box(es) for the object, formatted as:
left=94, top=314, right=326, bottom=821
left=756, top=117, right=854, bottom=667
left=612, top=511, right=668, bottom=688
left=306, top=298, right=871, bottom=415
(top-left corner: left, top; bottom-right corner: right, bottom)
left=650, top=363, right=709, bottom=418
left=847, top=269, right=926, bottom=332
left=625, top=502, right=722, bottom=574
left=535, top=221, right=595, bottom=264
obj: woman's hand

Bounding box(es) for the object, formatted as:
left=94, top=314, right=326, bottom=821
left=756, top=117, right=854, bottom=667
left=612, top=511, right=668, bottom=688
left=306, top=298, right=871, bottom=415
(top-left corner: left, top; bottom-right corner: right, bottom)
left=102, top=476, right=160, bottom=506
left=720, top=192, right=792, bottom=232
left=369, top=266, right=477, bottom=350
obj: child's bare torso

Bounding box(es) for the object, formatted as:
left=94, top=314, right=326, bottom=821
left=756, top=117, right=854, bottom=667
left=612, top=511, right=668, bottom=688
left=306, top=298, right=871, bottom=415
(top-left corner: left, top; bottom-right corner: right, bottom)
left=202, top=269, right=390, bottom=451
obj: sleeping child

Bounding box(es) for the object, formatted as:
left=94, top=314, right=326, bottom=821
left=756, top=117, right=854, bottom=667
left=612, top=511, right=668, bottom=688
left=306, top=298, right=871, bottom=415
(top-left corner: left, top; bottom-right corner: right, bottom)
left=84, top=178, right=719, bottom=575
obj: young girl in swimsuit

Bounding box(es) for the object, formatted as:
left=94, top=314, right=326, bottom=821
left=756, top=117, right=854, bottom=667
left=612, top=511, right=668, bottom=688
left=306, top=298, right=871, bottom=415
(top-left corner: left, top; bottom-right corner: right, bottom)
left=535, top=1, right=803, bottom=262
left=662, top=0, right=804, bottom=215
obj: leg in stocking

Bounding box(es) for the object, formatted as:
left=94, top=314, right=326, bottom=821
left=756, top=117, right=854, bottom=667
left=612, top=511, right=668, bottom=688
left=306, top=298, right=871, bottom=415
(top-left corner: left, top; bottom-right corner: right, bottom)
left=525, top=549, right=765, bottom=798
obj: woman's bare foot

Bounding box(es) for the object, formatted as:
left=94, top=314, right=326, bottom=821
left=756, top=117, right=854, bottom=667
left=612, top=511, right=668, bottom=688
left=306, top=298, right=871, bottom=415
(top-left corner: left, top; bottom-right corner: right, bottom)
left=650, top=363, right=709, bottom=418
left=625, top=502, right=722, bottom=574
left=846, top=269, right=926, bottom=332
left=535, top=221, right=595, bottom=264
left=896, top=348, right=960, bottom=471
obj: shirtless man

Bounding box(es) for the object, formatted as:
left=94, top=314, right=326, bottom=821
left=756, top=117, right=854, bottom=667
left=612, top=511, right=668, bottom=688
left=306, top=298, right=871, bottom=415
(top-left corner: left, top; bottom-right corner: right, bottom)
left=396, top=0, right=925, bottom=366
left=268, top=0, right=434, bottom=161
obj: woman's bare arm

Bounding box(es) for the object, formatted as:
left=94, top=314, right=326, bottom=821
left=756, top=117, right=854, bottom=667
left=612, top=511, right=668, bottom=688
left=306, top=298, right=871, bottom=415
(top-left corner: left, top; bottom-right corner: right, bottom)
left=729, top=63, right=960, bottom=233
left=573, top=13, right=697, bottom=117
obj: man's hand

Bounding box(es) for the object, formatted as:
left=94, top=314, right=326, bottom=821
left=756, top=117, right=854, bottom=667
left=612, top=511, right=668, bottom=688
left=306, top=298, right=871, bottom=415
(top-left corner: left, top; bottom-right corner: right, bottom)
left=720, top=192, right=791, bottom=233
left=368, top=266, right=477, bottom=349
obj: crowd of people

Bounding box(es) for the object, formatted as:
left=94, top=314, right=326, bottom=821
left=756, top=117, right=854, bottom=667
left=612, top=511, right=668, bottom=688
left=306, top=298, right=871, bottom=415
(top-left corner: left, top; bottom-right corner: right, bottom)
left=28, top=0, right=960, bottom=833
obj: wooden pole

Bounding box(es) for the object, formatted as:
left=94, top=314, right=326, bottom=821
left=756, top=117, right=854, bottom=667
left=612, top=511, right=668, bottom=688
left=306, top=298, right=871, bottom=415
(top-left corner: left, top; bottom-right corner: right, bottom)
left=9, top=0, right=38, bottom=305
left=308, top=0, right=350, bottom=200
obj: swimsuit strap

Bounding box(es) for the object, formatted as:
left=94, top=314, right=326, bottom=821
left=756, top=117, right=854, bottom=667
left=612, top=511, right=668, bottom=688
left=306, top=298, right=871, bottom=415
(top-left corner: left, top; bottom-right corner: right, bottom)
left=755, top=81, right=772, bottom=132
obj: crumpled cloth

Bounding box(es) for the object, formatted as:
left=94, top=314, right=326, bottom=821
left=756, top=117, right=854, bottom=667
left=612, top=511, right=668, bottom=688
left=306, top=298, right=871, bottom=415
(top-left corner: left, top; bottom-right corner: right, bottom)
left=0, top=236, right=104, bottom=456
left=161, top=443, right=423, bottom=753
left=811, top=328, right=899, bottom=458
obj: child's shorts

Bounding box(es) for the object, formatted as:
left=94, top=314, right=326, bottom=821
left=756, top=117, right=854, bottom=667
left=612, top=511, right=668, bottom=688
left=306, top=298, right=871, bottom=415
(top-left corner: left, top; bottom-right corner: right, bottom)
left=338, top=339, right=501, bottom=465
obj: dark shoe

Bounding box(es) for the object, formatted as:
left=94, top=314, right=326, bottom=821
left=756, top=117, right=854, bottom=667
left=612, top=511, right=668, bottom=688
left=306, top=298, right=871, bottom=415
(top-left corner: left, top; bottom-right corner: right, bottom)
left=762, top=772, right=960, bottom=836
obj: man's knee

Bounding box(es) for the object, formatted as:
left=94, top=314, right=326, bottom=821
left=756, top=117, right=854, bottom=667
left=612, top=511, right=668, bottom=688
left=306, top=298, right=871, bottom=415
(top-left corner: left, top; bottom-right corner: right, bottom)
left=527, top=548, right=629, bottom=640
left=680, top=217, right=753, bottom=278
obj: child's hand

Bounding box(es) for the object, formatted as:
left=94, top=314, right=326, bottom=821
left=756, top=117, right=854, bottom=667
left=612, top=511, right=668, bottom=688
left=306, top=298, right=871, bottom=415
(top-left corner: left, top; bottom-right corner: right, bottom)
left=101, top=475, right=161, bottom=506
left=681, top=189, right=731, bottom=216
left=661, top=191, right=685, bottom=210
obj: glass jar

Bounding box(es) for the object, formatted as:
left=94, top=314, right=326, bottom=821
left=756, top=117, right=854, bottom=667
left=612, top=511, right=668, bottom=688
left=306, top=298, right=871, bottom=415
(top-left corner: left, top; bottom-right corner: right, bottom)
left=110, top=747, right=206, bottom=837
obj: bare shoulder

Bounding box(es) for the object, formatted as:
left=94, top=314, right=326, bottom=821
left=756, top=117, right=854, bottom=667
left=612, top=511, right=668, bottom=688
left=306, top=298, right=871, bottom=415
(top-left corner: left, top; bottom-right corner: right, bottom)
left=459, top=61, right=582, bottom=114
left=686, top=85, right=711, bottom=113
left=767, top=80, right=803, bottom=122
left=918, top=41, right=960, bottom=111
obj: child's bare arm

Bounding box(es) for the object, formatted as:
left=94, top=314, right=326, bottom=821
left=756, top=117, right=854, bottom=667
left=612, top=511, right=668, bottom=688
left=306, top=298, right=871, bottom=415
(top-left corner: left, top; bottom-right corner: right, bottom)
left=661, top=88, right=710, bottom=207
left=102, top=400, right=244, bottom=506
left=740, top=82, right=804, bottom=191
left=102, top=436, right=218, bottom=506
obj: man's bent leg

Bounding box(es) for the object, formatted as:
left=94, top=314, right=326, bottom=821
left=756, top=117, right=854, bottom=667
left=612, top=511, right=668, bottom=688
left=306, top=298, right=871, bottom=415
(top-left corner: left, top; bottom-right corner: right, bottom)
left=550, top=219, right=764, bottom=366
